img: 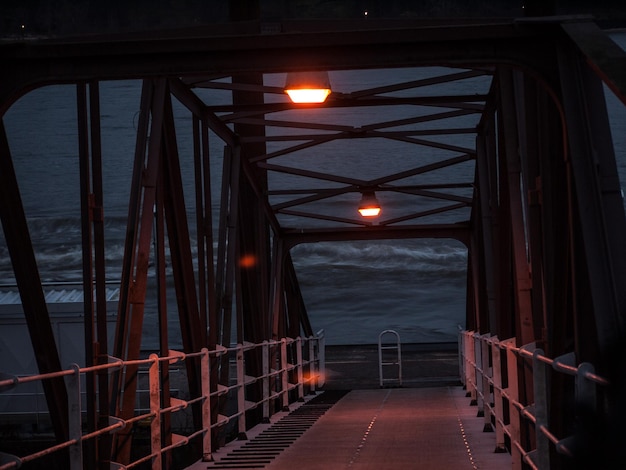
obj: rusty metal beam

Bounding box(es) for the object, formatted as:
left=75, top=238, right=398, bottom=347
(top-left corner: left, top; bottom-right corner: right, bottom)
left=0, top=119, right=69, bottom=448
left=155, top=161, right=173, bottom=465
left=212, top=94, right=487, bottom=118
left=77, top=81, right=109, bottom=468
left=285, top=252, right=313, bottom=338
left=557, top=42, right=626, bottom=358
left=269, top=237, right=286, bottom=340
left=111, top=78, right=166, bottom=464
left=561, top=21, right=626, bottom=107
left=161, top=89, right=204, bottom=438
left=244, top=127, right=477, bottom=144
left=474, top=129, right=498, bottom=334
left=497, top=69, right=535, bottom=347
left=0, top=19, right=563, bottom=116
left=515, top=74, right=549, bottom=345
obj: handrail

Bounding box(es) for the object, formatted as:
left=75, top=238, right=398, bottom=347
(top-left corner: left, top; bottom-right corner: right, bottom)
left=0, top=331, right=325, bottom=470
left=459, top=330, right=609, bottom=470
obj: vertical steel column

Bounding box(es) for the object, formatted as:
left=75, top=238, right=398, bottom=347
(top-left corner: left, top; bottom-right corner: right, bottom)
left=67, top=364, right=83, bottom=470
left=269, top=237, right=285, bottom=340
left=515, top=75, right=549, bottom=344
left=285, top=252, right=313, bottom=338
left=504, top=338, right=522, bottom=470
left=76, top=82, right=97, bottom=468
left=491, top=338, right=507, bottom=452
left=193, top=115, right=216, bottom=346
left=217, top=145, right=241, bottom=380
left=154, top=153, right=172, bottom=466
left=89, top=81, right=111, bottom=468
left=0, top=119, right=69, bottom=446
left=161, top=90, right=204, bottom=394
left=557, top=43, right=626, bottom=358
left=201, top=349, right=213, bottom=461
left=497, top=69, right=535, bottom=347
left=475, top=129, right=499, bottom=334
left=149, top=354, right=162, bottom=470
left=231, top=67, right=271, bottom=430
left=465, top=233, right=481, bottom=332
left=77, top=79, right=110, bottom=468
left=111, top=78, right=166, bottom=464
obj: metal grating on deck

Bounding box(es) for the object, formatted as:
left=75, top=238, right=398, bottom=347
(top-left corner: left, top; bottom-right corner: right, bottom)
left=206, top=391, right=349, bottom=469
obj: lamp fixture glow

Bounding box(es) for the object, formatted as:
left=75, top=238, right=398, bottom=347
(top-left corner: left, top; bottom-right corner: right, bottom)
left=358, top=191, right=381, bottom=217
left=284, top=71, right=331, bottom=104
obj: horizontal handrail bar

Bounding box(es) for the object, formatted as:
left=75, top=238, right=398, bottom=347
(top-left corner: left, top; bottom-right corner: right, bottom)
left=459, top=330, right=608, bottom=470
left=0, top=332, right=325, bottom=470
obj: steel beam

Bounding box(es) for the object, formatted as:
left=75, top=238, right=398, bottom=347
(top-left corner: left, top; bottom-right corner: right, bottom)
left=474, top=131, right=498, bottom=334
left=0, top=119, right=69, bottom=448
left=0, top=19, right=561, bottom=116
left=111, top=79, right=166, bottom=463
left=497, top=69, right=536, bottom=347
left=557, top=43, right=626, bottom=359
left=77, top=81, right=111, bottom=468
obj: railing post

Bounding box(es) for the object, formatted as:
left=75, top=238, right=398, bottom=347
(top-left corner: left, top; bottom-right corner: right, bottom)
left=281, top=338, right=289, bottom=411
left=532, top=348, right=551, bottom=470
left=148, top=354, right=162, bottom=470
left=490, top=337, right=507, bottom=453
left=458, top=329, right=466, bottom=387
left=465, top=331, right=476, bottom=403
left=503, top=338, right=522, bottom=470
left=576, top=362, right=597, bottom=414
left=308, top=335, right=316, bottom=394
left=236, top=343, right=247, bottom=439
left=475, top=333, right=484, bottom=409
left=481, top=334, right=492, bottom=428
left=317, top=331, right=326, bottom=388
left=67, top=364, right=83, bottom=470
left=296, top=337, right=304, bottom=401
left=262, top=341, right=271, bottom=423
left=201, top=348, right=212, bottom=462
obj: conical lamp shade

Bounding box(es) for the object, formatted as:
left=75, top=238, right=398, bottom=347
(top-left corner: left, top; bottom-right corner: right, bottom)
left=284, top=71, right=331, bottom=103
left=358, top=191, right=381, bottom=217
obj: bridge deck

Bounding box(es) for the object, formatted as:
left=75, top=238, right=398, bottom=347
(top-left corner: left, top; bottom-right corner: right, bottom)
left=189, top=386, right=511, bottom=470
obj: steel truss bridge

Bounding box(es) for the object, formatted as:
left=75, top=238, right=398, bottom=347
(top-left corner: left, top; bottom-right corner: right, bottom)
left=1, top=14, right=626, bottom=470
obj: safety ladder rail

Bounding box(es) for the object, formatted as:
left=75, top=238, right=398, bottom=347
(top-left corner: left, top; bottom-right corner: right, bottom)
left=378, top=329, right=402, bottom=388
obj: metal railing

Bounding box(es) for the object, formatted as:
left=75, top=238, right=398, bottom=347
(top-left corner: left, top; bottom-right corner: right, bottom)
left=0, top=330, right=325, bottom=470
left=459, top=330, right=609, bottom=470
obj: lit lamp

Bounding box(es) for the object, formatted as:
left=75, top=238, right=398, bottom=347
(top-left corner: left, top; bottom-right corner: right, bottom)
left=358, top=191, right=381, bottom=217
left=284, top=71, right=331, bottom=104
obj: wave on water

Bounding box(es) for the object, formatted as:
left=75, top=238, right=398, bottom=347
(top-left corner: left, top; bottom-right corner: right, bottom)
left=291, top=240, right=467, bottom=276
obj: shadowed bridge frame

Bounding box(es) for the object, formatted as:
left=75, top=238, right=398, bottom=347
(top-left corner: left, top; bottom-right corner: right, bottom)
left=1, top=16, right=625, bottom=468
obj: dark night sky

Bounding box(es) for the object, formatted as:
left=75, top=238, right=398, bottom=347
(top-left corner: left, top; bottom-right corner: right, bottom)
left=1, top=0, right=625, bottom=37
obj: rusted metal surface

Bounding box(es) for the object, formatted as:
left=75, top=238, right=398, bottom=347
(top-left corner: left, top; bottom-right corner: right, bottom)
left=0, top=120, right=69, bottom=450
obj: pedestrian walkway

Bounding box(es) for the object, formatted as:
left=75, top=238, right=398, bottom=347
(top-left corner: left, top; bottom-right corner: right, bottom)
left=190, top=386, right=511, bottom=470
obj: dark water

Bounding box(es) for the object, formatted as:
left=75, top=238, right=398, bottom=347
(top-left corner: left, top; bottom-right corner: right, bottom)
left=1, top=32, right=625, bottom=347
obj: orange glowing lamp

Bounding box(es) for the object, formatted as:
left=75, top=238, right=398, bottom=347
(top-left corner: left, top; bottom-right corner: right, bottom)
left=284, top=71, right=331, bottom=104
left=358, top=191, right=381, bottom=218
